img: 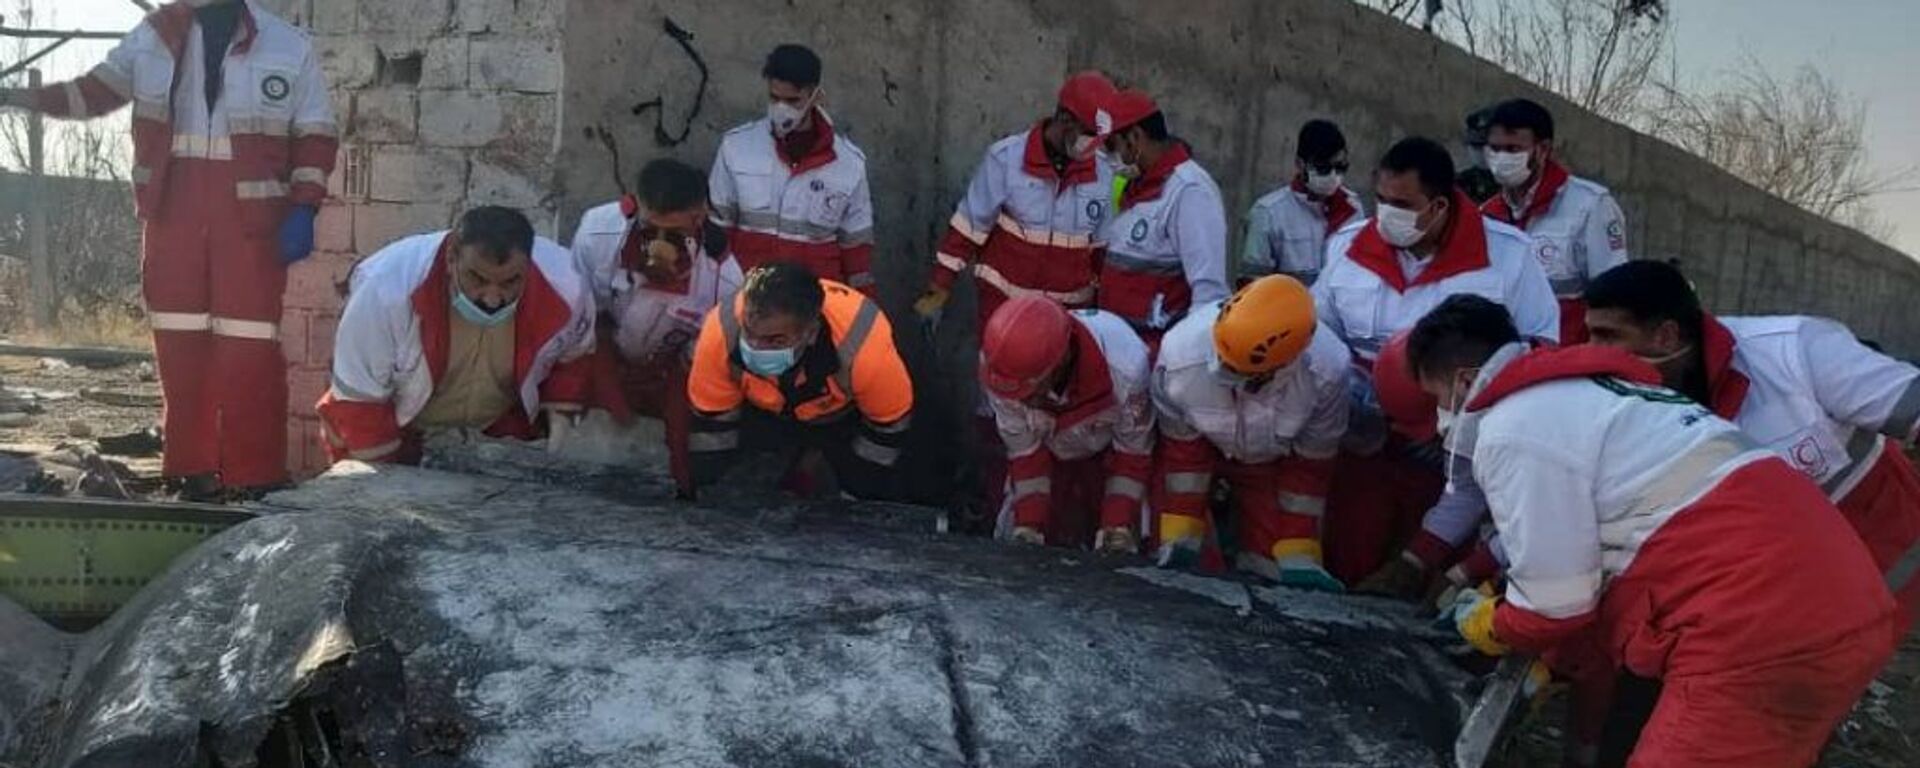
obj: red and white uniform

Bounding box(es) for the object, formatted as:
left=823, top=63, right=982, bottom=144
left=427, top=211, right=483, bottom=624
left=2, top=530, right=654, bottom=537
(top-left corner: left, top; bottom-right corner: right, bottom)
left=1314, top=192, right=1561, bottom=362
left=1483, top=161, right=1629, bottom=344
left=1463, top=343, right=1894, bottom=767
left=932, top=126, right=1113, bottom=321
left=989, top=309, right=1155, bottom=543
left=317, top=232, right=594, bottom=463
left=708, top=110, right=875, bottom=291
left=570, top=201, right=744, bottom=492
left=1097, top=144, right=1230, bottom=338
left=1239, top=180, right=1364, bottom=285
left=22, top=1, right=336, bottom=486
left=1700, top=314, right=1920, bottom=631
left=1312, top=193, right=1559, bottom=583
left=1153, top=302, right=1350, bottom=564
left=572, top=201, right=745, bottom=365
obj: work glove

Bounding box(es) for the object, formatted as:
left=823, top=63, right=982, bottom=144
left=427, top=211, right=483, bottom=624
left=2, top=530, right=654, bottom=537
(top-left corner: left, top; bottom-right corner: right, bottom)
left=278, top=205, right=318, bottom=265
left=1009, top=525, right=1045, bottom=546
left=1094, top=526, right=1138, bottom=554
left=1426, top=564, right=1473, bottom=617
left=1442, top=584, right=1509, bottom=657
left=1354, top=553, right=1426, bottom=599
left=913, top=286, right=950, bottom=319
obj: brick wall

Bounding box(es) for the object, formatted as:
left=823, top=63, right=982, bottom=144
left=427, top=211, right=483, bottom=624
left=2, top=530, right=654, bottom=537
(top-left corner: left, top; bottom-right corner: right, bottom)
left=281, top=0, right=564, bottom=476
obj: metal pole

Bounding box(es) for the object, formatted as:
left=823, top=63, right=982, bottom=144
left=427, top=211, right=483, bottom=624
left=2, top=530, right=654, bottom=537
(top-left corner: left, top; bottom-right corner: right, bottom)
left=26, top=68, right=52, bottom=330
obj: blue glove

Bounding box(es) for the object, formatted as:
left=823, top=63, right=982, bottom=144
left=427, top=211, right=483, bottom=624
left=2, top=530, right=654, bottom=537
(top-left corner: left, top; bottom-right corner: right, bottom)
left=278, top=205, right=317, bottom=265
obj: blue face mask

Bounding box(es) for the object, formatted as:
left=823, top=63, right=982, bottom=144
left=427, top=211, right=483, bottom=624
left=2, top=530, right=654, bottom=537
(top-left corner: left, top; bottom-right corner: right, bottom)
left=738, top=337, right=800, bottom=377
left=452, top=289, right=518, bottom=327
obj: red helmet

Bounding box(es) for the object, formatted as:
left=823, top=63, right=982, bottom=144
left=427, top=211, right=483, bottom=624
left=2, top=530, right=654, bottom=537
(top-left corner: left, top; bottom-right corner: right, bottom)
left=1057, top=71, right=1117, bottom=133
left=1374, top=330, right=1439, bottom=443
left=981, top=296, right=1072, bottom=401
left=1100, top=88, right=1159, bottom=136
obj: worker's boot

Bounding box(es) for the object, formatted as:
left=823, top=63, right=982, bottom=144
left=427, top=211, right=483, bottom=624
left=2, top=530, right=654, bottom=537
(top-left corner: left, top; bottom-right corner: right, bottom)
left=1008, top=526, right=1045, bottom=546
left=170, top=473, right=222, bottom=503
left=1094, top=526, right=1138, bottom=554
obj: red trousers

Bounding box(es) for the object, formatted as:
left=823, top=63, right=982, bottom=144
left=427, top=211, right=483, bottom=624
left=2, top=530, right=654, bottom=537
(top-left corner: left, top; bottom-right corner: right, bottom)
left=1322, top=446, right=1444, bottom=585
left=1836, top=442, right=1920, bottom=638
left=587, top=341, right=693, bottom=495
left=143, top=160, right=288, bottom=487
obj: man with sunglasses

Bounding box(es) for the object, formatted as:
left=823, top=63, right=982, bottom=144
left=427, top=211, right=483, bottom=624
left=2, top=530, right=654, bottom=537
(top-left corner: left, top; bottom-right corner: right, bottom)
left=1151, top=276, right=1350, bottom=588
left=570, top=158, right=744, bottom=496
left=1240, top=120, right=1366, bottom=286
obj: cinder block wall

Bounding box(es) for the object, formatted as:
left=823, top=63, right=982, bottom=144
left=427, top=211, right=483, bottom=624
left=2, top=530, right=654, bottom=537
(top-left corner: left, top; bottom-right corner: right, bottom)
left=281, top=0, right=1920, bottom=477
left=273, top=0, right=565, bottom=475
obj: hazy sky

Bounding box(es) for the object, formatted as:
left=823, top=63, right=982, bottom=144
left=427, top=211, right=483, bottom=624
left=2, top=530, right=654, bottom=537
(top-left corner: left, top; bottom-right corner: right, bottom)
left=20, top=0, right=1920, bottom=254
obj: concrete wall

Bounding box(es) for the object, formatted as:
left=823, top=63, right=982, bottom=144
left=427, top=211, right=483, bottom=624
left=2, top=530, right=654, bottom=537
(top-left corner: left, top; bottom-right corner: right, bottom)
left=554, top=0, right=1920, bottom=359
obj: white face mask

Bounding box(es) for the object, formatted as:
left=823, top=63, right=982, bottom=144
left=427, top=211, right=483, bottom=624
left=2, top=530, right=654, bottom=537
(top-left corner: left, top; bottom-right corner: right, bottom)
left=1487, top=150, right=1533, bottom=188
left=1206, top=353, right=1251, bottom=389
left=1305, top=171, right=1343, bottom=197
left=1434, top=367, right=1482, bottom=494
left=768, top=89, right=818, bottom=138
left=1375, top=202, right=1429, bottom=248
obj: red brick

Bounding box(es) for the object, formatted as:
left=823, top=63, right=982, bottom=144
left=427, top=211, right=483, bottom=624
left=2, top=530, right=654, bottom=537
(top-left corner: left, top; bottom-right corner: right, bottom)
left=287, top=366, right=331, bottom=419
left=280, top=309, right=311, bottom=369
left=306, top=313, right=340, bottom=367
left=284, top=251, right=356, bottom=312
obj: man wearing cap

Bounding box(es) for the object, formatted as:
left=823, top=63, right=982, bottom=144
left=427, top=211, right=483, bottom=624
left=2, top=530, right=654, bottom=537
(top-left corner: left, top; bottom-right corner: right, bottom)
left=978, top=296, right=1154, bottom=552
left=1097, top=89, right=1231, bottom=348
left=1240, top=119, right=1366, bottom=286
left=709, top=44, right=877, bottom=294
left=916, top=70, right=1119, bottom=326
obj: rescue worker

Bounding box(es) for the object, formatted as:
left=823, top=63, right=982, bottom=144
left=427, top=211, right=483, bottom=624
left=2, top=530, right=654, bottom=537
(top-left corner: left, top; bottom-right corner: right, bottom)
left=1584, top=260, right=1920, bottom=633
left=1097, top=89, right=1230, bottom=347
left=1413, top=294, right=1894, bottom=767
left=979, top=296, right=1153, bottom=551
left=708, top=44, right=877, bottom=293
left=1239, top=119, right=1365, bottom=286
left=1480, top=98, right=1629, bottom=344
left=687, top=263, right=911, bottom=500
left=915, top=70, right=1118, bottom=326
left=0, top=0, right=337, bottom=498
left=1312, top=136, right=1558, bottom=584
left=571, top=158, right=744, bottom=497
left=1152, top=276, right=1349, bottom=589
left=318, top=207, right=595, bottom=464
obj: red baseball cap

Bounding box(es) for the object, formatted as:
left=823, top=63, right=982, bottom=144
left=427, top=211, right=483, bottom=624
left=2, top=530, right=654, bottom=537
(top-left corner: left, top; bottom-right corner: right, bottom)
left=1101, top=89, right=1160, bottom=135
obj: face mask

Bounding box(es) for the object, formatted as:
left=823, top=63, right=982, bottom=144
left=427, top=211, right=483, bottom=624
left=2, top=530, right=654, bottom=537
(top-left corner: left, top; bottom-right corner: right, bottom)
left=1487, top=150, right=1533, bottom=188
left=452, top=290, right=517, bottom=328
left=739, top=337, right=801, bottom=377
left=767, top=89, right=817, bottom=139
left=1376, top=202, right=1429, bottom=248
left=1071, top=134, right=1098, bottom=160
left=1434, top=368, right=1480, bottom=494
left=1305, top=171, right=1342, bottom=197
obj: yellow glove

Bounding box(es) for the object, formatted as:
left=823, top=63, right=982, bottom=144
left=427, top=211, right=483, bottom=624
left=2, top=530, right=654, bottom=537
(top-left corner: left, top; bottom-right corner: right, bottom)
left=913, top=286, right=950, bottom=318
left=1449, top=584, right=1510, bottom=657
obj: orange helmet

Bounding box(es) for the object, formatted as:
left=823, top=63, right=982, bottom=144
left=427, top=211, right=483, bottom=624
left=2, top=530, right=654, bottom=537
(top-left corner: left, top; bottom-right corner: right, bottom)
left=981, top=296, right=1072, bottom=400
left=1374, top=329, right=1439, bottom=442
left=1213, top=275, right=1316, bottom=376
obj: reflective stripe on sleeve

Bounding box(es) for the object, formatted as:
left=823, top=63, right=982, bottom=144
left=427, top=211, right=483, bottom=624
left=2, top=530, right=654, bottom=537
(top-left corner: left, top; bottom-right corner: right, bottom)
left=150, top=311, right=213, bottom=332
left=949, top=212, right=988, bottom=245
left=172, top=134, right=234, bottom=160
left=1164, top=471, right=1211, bottom=495
left=1105, top=476, right=1146, bottom=501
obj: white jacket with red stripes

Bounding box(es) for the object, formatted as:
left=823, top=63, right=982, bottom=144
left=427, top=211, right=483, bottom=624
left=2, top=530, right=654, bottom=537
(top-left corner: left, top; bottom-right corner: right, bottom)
left=1314, top=194, right=1561, bottom=363
left=932, top=126, right=1113, bottom=312
left=1097, top=144, right=1230, bottom=332
left=1461, top=344, right=1892, bottom=676
left=23, top=1, right=336, bottom=231
left=708, top=111, right=875, bottom=291
left=1239, top=182, right=1366, bottom=286
left=570, top=201, right=744, bottom=364
left=1152, top=301, right=1350, bottom=465
left=320, top=231, right=594, bottom=460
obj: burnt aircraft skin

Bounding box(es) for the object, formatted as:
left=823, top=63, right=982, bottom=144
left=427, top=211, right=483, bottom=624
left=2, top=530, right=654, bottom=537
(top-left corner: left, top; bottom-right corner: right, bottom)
left=2, top=463, right=1471, bottom=768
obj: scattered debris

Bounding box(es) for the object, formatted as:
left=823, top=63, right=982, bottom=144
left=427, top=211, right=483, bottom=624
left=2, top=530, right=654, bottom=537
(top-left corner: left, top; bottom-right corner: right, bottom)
left=0, top=342, right=152, bottom=369
left=80, top=388, right=162, bottom=408
left=96, top=427, right=162, bottom=457
left=66, top=421, right=92, bottom=439
left=0, top=413, right=33, bottom=429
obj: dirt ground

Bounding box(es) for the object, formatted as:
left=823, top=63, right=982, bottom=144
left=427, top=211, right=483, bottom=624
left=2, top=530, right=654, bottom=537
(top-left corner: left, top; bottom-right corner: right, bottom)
left=0, top=346, right=1914, bottom=766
